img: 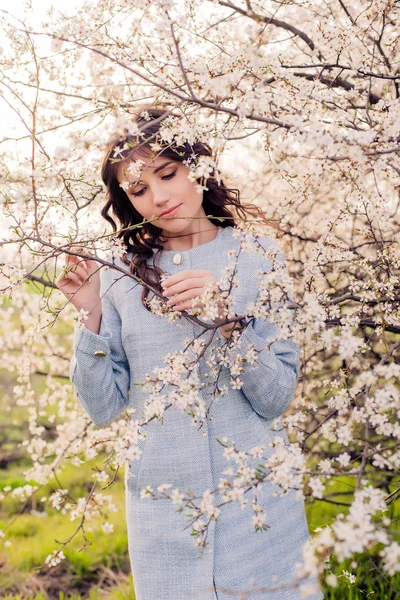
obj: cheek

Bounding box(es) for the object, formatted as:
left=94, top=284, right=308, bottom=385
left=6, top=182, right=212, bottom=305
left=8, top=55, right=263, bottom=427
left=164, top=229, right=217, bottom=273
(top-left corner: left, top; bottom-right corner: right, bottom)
left=128, top=198, right=146, bottom=216
left=178, top=173, right=203, bottom=201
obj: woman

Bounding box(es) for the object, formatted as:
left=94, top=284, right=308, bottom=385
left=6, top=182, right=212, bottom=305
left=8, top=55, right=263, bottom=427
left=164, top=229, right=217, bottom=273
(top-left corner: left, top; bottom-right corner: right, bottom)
left=56, top=105, right=323, bottom=600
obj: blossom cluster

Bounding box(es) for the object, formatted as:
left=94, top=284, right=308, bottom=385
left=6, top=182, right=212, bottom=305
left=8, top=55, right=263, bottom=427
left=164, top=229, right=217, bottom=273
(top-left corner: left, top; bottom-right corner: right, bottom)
left=0, top=0, right=399, bottom=594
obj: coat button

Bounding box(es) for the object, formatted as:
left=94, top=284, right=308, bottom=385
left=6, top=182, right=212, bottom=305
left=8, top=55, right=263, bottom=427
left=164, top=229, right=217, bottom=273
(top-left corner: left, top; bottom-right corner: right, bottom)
left=173, top=252, right=184, bottom=265
left=94, top=350, right=107, bottom=357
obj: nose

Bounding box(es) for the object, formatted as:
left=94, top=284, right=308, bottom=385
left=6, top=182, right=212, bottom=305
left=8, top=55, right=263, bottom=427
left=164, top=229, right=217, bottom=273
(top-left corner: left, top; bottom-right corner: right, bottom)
left=153, top=184, right=171, bottom=212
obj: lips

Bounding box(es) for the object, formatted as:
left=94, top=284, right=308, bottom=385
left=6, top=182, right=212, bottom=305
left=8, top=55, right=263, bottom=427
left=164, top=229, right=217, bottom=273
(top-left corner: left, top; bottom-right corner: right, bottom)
left=160, top=204, right=181, bottom=217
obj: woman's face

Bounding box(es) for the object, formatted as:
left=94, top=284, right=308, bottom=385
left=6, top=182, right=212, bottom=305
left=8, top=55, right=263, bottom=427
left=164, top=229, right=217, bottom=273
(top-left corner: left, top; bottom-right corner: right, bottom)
left=116, top=152, right=208, bottom=238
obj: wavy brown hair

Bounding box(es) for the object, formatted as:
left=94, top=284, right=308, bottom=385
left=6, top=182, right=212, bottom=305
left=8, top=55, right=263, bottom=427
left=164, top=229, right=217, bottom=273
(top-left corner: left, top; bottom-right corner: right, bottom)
left=100, top=103, right=278, bottom=312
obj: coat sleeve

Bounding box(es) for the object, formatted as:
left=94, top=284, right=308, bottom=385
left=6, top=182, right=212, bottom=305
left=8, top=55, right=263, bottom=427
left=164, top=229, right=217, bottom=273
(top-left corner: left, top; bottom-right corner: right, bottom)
left=217, top=241, right=300, bottom=421
left=69, top=266, right=130, bottom=427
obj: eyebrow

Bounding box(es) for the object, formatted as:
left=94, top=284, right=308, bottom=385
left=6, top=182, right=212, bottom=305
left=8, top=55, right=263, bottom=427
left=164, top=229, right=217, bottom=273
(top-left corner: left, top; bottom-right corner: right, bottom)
left=127, top=160, right=175, bottom=187
left=152, top=160, right=174, bottom=174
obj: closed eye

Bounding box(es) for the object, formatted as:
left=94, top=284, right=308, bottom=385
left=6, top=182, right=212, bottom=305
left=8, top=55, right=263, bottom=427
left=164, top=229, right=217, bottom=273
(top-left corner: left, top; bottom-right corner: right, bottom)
left=131, top=170, right=177, bottom=197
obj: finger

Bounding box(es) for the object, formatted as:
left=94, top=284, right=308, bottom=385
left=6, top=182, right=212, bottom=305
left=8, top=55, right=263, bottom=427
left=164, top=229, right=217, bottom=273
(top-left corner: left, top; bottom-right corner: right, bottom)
left=164, top=279, right=205, bottom=297
left=77, top=250, right=98, bottom=269
left=162, top=270, right=209, bottom=289
left=63, top=257, right=86, bottom=277
left=83, top=256, right=99, bottom=269
left=67, top=255, right=94, bottom=274
left=165, top=290, right=190, bottom=305
left=72, top=264, right=88, bottom=281
left=167, top=291, right=201, bottom=308
left=65, top=263, right=87, bottom=280
left=65, top=271, right=84, bottom=287
left=65, top=248, right=81, bottom=268
left=174, top=297, right=202, bottom=311
left=66, top=246, right=94, bottom=267
left=165, top=269, right=209, bottom=282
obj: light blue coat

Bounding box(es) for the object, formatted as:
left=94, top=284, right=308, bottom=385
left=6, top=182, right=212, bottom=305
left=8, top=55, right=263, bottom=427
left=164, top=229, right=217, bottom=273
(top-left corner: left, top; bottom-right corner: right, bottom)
left=70, top=226, right=323, bottom=600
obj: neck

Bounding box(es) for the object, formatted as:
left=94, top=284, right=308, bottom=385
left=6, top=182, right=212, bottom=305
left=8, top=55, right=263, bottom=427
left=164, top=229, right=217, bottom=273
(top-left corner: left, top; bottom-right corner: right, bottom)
left=160, top=225, right=219, bottom=252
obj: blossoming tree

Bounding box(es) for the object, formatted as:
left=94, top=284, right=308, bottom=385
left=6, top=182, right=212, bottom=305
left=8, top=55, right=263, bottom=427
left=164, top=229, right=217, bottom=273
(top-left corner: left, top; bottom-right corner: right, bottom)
left=0, top=0, right=399, bottom=596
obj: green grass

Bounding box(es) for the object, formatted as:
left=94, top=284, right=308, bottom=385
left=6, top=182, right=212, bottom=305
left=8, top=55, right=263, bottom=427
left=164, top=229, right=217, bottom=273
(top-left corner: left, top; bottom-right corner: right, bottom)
left=0, top=588, right=136, bottom=600
left=306, top=480, right=400, bottom=599
left=322, top=554, right=400, bottom=599
left=0, top=456, right=132, bottom=598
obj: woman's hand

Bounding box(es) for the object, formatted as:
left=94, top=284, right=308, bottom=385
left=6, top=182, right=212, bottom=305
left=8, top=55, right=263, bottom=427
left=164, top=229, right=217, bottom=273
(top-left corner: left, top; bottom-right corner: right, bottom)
left=55, top=246, right=101, bottom=313
left=161, top=269, right=243, bottom=337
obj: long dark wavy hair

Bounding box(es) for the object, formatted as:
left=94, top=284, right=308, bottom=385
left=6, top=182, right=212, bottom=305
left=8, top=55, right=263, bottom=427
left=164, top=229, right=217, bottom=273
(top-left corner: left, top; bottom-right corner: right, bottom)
left=100, top=103, right=278, bottom=312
